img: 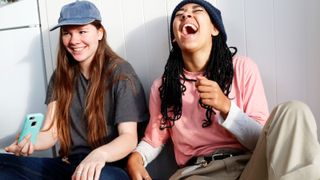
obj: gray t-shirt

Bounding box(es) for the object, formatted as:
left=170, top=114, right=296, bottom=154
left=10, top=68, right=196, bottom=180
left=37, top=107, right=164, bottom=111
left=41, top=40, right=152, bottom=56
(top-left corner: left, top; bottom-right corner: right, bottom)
left=45, top=60, right=148, bottom=156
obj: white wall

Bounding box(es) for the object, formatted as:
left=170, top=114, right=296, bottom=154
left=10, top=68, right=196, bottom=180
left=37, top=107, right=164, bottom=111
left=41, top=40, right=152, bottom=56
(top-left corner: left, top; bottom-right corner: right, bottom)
left=217, top=0, right=320, bottom=138
left=40, top=0, right=320, bottom=138
left=0, top=0, right=50, bottom=157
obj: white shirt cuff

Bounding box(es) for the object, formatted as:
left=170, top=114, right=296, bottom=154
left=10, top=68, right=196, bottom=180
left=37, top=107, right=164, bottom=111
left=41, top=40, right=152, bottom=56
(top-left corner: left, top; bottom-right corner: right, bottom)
left=217, top=101, right=262, bottom=150
left=134, top=140, right=163, bottom=167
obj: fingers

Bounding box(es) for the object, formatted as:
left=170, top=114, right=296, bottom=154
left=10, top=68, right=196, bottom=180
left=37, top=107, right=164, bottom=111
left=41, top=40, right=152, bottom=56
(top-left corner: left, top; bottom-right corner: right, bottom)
left=131, top=173, right=151, bottom=180
left=142, top=173, right=152, bottom=180
left=196, top=76, right=221, bottom=105
left=5, top=134, right=33, bottom=156
left=15, top=133, right=20, bottom=139
left=195, top=76, right=231, bottom=114
left=73, top=165, right=84, bottom=180
left=86, top=165, right=95, bottom=180
left=5, top=140, right=18, bottom=153
left=71, top=171, right=78, bottom=180
left=73, top=164, right=104, bottom=180
left=134, top=166, right=151, bottom=180
left=93, top=164, right=103, bottom=180
left=28, top=143, right=34, bottom=155
left=20, top=141, right=31, bottom=156
left=80, top=165, right=89, bottom=180
left=195, top=76, right=210, bottom=87
left=17, top=134, right=32, bottom=156
left=127, top=152, right=152, bottom=180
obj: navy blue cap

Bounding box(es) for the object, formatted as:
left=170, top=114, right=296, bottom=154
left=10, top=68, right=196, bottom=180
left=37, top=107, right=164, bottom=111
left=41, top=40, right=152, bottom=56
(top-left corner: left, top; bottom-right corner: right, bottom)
left=170, top=0, right=227, bottom=42
left=50, top=1, right=101, bottom=31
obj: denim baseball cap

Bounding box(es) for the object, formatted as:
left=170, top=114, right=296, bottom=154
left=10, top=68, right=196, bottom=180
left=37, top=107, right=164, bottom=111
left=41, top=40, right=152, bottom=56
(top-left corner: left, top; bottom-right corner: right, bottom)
left=50, top=1, right=101, bottom=31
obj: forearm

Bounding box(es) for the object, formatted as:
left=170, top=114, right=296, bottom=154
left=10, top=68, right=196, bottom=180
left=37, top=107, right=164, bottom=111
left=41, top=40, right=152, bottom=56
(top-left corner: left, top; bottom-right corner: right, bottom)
left=96, top=132, right=137, bottom=163
left=34, top=101, right=58, bottom=151
left=34, top=130, right=58, bottom=151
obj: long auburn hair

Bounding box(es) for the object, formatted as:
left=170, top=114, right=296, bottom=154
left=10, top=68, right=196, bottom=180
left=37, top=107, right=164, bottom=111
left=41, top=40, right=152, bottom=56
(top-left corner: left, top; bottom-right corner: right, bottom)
left=53, top=21, right=122, bottom=157
left=159, top=33, right=237, bottom=129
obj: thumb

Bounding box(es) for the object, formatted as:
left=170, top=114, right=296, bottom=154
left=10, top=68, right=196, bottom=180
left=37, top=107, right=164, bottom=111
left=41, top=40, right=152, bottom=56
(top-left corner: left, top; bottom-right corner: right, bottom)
left=196, top=75, right=206, bottom=80
left=5, top=140, right=18, bottom=153
left=195, top=75, right=206, bottom=86
left=15, top=133, right=20, bottom=140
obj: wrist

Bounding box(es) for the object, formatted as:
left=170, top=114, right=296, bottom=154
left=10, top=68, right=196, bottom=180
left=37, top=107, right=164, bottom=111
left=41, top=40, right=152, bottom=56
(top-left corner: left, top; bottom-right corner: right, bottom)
left=94, top=148, right=109, bottom=162
left=221, top=99, right=231, bottom=119
left=130, top=151, right=144, bottom=166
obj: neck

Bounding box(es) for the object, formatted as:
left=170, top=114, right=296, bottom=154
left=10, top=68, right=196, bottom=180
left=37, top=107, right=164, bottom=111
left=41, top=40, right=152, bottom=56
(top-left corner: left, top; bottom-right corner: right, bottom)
left=79, top=61, right=90, bottom=79
left=181, top=43, right=212, bottom=72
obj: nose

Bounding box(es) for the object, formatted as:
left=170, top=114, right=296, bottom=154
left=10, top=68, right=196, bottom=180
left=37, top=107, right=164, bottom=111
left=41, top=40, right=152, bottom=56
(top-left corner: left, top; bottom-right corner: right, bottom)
left=181, top=12, right=192, bottom=20
left=69, top=34, right=80, bottom=45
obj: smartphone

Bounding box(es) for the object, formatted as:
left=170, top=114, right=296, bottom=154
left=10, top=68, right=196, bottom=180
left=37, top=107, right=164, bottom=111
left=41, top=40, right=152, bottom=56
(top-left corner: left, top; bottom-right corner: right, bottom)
left=18, top=113, right=44, bottom=144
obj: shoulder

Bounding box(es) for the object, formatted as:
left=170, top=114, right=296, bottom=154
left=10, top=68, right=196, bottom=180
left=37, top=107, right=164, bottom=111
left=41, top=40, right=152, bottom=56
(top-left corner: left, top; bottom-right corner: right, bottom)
left=110, top=59, right=136, bottom=75
left=233, top=55, right=258, bottom=68
left=151, top=76, right=162, bottom=90
left=105, top=59, right=141, bottom=83
left=232, top=55, right=260, bottom=75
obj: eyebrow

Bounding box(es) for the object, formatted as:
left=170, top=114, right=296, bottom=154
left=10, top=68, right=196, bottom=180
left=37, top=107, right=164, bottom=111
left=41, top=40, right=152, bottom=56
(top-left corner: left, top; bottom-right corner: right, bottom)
left=177, top=4, right=203, bottom=12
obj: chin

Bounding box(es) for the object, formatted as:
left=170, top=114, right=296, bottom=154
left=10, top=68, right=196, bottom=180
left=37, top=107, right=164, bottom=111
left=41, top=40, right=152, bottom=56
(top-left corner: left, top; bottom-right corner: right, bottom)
left=180, top=45, right=199, bottom=52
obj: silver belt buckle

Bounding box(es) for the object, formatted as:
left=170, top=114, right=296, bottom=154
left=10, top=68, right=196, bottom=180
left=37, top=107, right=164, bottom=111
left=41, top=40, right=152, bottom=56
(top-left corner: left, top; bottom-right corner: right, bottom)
left=212, top=152, right=232, bottom=160
left=195, top=156, right=208, bottom=167
left=181, top=156, right=207, bottom=175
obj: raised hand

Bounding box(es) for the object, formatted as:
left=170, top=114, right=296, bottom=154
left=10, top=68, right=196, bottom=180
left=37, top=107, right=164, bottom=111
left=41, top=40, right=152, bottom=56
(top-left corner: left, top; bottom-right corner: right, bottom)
left=195, top=76, right=231, bottom=119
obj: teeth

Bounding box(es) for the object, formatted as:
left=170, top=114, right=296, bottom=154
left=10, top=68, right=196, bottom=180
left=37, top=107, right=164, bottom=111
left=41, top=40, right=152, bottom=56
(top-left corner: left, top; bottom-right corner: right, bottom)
left=182, top=23, right=198, bottom=34
left=73, top=47, right=84, bottom=52
left=183, top=23, right=197, bottom=30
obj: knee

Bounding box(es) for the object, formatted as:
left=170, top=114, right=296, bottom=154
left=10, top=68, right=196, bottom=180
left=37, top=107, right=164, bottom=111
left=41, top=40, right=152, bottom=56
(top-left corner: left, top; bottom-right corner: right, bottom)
left=272, top=100, right=315, bottom=126
left=278, top=100, right=310, bottom=113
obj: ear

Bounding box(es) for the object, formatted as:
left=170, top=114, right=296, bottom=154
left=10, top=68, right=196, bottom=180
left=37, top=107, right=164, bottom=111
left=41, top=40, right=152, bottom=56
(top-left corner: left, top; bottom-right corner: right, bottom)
left=98, top=28, right=104, bottom=40
left=211, top=25, right=219, bottom=36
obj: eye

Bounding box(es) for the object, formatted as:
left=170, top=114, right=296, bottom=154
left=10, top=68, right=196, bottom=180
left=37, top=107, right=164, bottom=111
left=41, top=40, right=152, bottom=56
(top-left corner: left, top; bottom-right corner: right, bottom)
left=175, top=12, right=183, bottom=17
left=79, top=31, right=87, bottom=34
left=193, top=8, right=204, bottom=13
left=62, top=31, right=70, bottom=36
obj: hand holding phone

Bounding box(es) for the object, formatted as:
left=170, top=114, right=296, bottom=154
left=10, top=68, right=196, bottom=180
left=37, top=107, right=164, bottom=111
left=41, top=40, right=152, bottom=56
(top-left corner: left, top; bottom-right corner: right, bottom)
left=18, top=113, right=44, bottom=144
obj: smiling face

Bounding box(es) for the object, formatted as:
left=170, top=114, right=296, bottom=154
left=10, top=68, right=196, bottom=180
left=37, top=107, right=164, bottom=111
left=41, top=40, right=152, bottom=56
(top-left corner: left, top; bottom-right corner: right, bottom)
left=61, top=23, right=103, bottom=70
left=172, top=3, right=219, bottom=53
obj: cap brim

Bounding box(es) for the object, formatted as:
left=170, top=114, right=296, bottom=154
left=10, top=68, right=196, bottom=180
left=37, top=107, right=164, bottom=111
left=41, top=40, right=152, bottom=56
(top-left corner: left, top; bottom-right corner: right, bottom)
left=49, top=19, right=97, bottom=31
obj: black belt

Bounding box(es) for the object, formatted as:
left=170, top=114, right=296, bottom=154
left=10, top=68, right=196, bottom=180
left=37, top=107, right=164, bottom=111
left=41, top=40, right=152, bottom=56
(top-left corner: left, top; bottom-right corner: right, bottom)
left=186, top=149, right=245, bottom=167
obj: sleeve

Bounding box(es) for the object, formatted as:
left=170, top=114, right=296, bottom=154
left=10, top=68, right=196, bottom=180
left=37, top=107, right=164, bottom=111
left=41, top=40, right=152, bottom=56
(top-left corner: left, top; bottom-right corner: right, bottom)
left=142, top=79, right=170, bottom=148
left=218, top=57, right=269, bottom=150
left=45, top=72, right=55, bottom=105
left=241, top=59, right=269, bottom=125
left=134, top=140, right=163, bottom=167
left=218, top=101, right=263, bottom=150
left=113, top=62, right=149, bottom=124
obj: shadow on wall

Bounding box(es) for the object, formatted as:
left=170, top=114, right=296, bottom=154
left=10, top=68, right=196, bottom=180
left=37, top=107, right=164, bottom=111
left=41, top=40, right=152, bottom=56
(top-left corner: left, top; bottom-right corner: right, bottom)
left=0, top=28, right=50, bottom=157
left=114, top=16, right=170, bottom=101
left=114, top=16, right=179, bottom=179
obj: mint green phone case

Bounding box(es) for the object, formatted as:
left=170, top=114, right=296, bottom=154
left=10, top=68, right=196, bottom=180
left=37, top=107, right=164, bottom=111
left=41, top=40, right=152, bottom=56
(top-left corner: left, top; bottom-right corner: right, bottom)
left=18, top=113, right=44, bottom=144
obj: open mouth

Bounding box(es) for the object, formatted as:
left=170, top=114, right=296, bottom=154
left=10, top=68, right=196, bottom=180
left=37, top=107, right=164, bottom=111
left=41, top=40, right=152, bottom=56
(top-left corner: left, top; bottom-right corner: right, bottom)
left=182, top=23, right=198, bottom=35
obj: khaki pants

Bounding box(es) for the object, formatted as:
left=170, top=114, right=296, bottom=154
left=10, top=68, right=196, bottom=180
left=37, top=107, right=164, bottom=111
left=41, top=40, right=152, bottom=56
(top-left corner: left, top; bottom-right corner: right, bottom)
left=170, top=101, right=320, bottom=180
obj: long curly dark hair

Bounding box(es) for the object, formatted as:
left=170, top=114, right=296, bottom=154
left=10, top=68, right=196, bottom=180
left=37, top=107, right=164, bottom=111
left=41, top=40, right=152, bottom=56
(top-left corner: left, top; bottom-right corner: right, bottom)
left=159, top=33, right=237, bottom=129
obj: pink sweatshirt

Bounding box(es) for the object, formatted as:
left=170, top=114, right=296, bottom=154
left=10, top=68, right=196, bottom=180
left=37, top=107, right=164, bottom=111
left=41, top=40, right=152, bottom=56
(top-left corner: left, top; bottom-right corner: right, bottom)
left=142, top=56, right=269, bottom=166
